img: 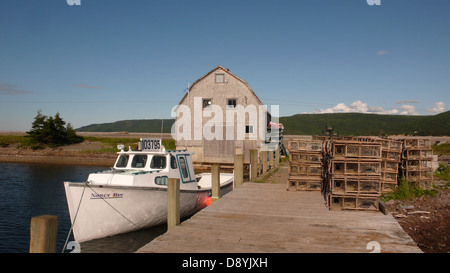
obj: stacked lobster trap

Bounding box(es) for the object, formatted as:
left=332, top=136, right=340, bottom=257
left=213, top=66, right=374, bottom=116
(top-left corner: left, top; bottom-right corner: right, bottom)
left=286, top=136, right=433, bottom=212
left=401, top=138, right=433, bottom=189
left=323, top=140, right=383, bottom=211
left=377, top=138, right=402, bottom=193
left=287, top=138, right=324, bottom=191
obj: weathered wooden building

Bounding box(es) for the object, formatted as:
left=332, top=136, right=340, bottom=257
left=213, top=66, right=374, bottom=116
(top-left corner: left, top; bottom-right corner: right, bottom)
left=173, top=65, right=272, bottom=164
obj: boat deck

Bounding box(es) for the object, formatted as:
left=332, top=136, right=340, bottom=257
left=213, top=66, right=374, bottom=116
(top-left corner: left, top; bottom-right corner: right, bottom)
left=137, top=182, right=421, bottom=253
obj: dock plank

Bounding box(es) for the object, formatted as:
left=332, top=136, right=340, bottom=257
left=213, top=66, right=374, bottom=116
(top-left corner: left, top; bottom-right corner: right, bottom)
left=137, top=182, right=421, bottom=253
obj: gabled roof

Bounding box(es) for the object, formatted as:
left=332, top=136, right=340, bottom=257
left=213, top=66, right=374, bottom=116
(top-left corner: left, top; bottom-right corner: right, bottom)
left=178, top=65, right=265, bottom=107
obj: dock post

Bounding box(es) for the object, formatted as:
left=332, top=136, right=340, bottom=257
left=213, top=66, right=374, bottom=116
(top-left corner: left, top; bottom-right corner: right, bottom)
left=275, top=145, right=280, bottom=166
left=262, top=150, right=268, bottom=174
left=167, top=178, right=180, bottom=230
left=250, top=149, right=258, bottom=181
left=29, top=215, right=58, bottom=253
left=211, top=164, right=220, bottom=203
left=269, top=149, right=274, bottom=168
left=234, top=153, right=244, bottom=188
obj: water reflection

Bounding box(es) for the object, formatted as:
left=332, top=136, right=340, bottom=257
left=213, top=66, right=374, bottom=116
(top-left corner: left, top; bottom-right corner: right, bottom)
left=79, top=224, right=167, bottom=253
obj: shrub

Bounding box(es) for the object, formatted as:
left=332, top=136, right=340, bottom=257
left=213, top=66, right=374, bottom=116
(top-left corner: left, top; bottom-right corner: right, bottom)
left=382, top=178, right=437, bottom=202
left=26, top=111, right=84, bottom=147
left=434, top=163, right=450, bottom=181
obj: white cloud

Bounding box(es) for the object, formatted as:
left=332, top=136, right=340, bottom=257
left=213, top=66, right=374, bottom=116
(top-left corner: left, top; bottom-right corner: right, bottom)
left=315, top=100, right=399, bottom=115
left=399, top=104, right=418, bottom=115
left=368, top=106, right=399, bottom=114
left=427, top=101, right=445, bottom=114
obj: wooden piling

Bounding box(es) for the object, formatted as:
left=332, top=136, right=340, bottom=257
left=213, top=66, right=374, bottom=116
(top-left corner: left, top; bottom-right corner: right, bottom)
left=250, top=149, right=258, bottom=181
left=29, top=215, right=58, bottom=253
left=261, top=150, right=268, bottom=174
left=269, top=149, right=274, bottom=167
left=275, top=145, right=280, bottom=166
left=167, top=178, right=180, bottom=230
left=234, top=153, right=244, bottom=188
left=211, top=164, right=221, bottom=203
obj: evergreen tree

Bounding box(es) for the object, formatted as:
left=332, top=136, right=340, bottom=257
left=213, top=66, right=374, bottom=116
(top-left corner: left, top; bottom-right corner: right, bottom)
left=27, top=111, right=84, bottom=147
left=27, top=110, right=47, bottom=144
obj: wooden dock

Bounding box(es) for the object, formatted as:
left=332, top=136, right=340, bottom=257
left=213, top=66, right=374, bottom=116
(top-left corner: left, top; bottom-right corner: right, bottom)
left=137, top=182, right=421, bottom=253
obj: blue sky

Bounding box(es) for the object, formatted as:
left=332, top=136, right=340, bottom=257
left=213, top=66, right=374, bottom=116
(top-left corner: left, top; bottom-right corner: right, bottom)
left=0, top=0, right=448, bottom=131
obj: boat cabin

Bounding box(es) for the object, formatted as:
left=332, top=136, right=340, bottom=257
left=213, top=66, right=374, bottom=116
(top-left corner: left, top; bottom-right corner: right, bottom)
left=87, top=139, right=198, bottom=188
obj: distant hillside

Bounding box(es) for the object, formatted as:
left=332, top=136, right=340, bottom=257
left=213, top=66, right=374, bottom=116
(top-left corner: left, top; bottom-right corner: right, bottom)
left=279, top=111, right=450, bottom=136
left=76, top=111, right=450, bottom=136
left=76, top=119, right=175, bottom=133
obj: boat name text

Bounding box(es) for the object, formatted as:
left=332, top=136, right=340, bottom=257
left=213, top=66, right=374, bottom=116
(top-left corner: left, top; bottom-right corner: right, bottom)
left=90, top=193, right=123, bottom=199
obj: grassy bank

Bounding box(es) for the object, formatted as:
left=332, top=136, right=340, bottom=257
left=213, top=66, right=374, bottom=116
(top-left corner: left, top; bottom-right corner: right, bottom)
left=0, top=135, right=175, bottom=154
left=432, top=143, right=450, bottom=155
left=81, top=136, right=176, bottom=153
left=0, top=135, right=29, bottom=147
left=0, top=134, right=176, bottom=166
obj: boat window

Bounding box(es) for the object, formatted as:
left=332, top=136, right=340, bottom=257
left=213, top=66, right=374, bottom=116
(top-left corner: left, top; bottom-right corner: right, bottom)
left=155, top=176, right=168, bottom=185
left=131, top=155, right=147, bottom=168
left=115, top=155, right=129, bottom=168
left=150, top=155, right=166, bottom=169
left=170, top=155, right=177, bottom=169
left=179, top=157, right=189, bottom=178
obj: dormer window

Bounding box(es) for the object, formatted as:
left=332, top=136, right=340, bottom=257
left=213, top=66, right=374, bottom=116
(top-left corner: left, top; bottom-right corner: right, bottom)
left=202, top=98, right=212, bottom=108
left=215, top=73, right=224, bottom=83
left=227, top=98, right=237, bottom=108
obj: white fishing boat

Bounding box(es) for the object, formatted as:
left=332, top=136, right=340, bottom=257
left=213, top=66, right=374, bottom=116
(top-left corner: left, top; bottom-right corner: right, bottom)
left=64, top=138, right=233, bottom=242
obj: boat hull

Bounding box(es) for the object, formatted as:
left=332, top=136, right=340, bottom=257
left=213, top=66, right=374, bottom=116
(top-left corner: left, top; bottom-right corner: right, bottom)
left=64, top=180, right=233, bottom=242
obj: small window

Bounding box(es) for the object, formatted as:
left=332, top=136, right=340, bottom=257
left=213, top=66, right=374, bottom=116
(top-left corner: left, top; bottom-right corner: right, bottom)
left=170, top=155, right=177, bottom=169
left=227, top=98, right=237, bottom=108
left=150, top=155, right=166, bottom=169
left=215, top=73, right=224, bottom=83
left=246, top=125, right=253, bottom=134
left=155, top=176, right=168, bottom=185
left=202, top=98, right=212, bottom=108
left=179, top=157, right=189, bottom=178
left=131, top=155, right=147, bottom=168
left=115, top=155, right=129, bottom=168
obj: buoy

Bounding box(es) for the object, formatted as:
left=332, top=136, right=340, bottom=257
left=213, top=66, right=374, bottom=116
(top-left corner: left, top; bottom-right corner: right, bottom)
left=205, top=197, right=213, bottom=207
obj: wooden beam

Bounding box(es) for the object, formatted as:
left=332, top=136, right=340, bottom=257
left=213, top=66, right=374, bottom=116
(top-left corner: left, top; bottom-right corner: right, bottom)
left=261, top=150, right=268, bottom=174
left=250, top=149, right=258, bottom=181
left=234, top=153, right=244, bottom=188
left=167, top=178, right=180, bottom=230
left=211, top=164, right=220, bottom=203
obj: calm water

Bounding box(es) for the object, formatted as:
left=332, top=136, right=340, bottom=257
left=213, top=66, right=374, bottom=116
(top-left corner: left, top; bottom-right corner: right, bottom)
left=0, top=162, right=166, bottom=253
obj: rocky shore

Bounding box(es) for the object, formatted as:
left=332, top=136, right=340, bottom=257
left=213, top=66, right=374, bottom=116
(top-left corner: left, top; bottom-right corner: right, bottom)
left=0, top=142, right=116, bottom=166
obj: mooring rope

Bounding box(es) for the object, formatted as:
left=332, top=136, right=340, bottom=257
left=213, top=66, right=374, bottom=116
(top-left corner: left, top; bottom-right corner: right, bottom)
left=61, top=181, right=139, bottom=253
left=61, top=181, right=88, bottom=253
left=85, top=183, right=138, bottom=228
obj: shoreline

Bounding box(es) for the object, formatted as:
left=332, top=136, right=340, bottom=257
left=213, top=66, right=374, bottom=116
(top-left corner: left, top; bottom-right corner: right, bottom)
left=0, top=145, right=117, bottom=167
left=0, top=154, right=115, bottom=167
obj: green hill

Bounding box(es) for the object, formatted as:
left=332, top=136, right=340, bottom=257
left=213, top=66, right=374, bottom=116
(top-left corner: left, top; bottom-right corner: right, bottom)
left=279, top=111, right=450, bottom=136
left=76, top=111, right=450, bottom=136
left=76, top=119, right=175, bottom=133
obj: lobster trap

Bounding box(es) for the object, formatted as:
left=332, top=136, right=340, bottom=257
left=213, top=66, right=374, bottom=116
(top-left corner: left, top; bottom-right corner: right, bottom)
left=332, top=141, right=381, bottom=159
left=331, top=160, right=382, bottom=177
left=288, top=140, right=322, bottom=152
left=331, top=177, right=381, bottom=195
left=287, top=176, right=322, bottom=191
left=329, top=194, right=380, bottom=211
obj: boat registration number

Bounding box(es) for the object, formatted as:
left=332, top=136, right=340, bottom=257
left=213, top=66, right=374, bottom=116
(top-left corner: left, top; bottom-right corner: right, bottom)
left=140, top=138, right=161, bottom=151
